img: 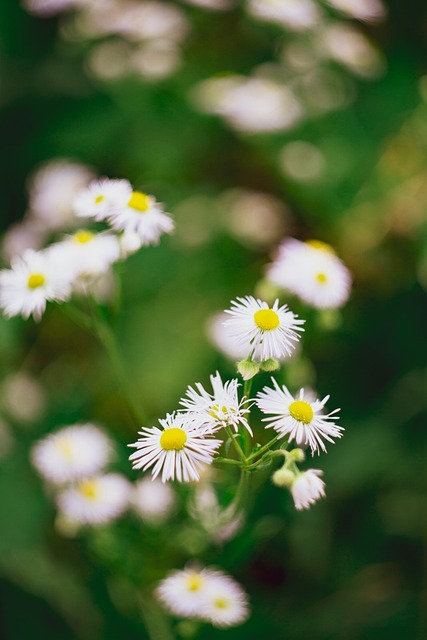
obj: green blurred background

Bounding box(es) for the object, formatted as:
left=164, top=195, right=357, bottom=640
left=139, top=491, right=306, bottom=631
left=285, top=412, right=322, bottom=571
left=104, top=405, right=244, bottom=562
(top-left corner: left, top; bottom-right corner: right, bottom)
left=1, top=1, right=427, bottom=638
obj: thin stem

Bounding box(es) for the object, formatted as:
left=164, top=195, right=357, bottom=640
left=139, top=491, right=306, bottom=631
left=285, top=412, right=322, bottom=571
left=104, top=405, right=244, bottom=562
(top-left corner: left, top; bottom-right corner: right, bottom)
left=224, top=468, right=250, bottom=520
left=225, top=426, right=247, bottom=463
left=139, top=594, right=175, bottom=640
left=246, top=433, right=281, bottom=463
left=214, top=456, right=243, bottom=467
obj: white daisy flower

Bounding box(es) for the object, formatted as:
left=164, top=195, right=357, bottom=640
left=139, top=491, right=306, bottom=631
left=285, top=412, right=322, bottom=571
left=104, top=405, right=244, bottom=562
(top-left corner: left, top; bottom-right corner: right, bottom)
left=256, top=379, right=343, bottom=455
left=179, top=371, right=252, bottom=435
left=267, top=238, right=351, bottom=309
left=31, top=423, right=112, bottom=484
left=291, top=469, right=326, bottom=510
left=129, top=413, right=221, bottom=483
left=199, top=573, right=250, bottom=628
left=156, top=566, right=249, bottom=627
left=26, top=159, right=94, bottom=231
left=47, top=230, right=121, bottom=283
left=224, top=295, right=304, bottom=361
left=73, top=178, right=132, bottom=221
left=0, top=249, right=72, bottom=321
left=107, top=190, right=174, bottom=246
left=131, top=477, right=176, bottom=524
left=57, top=473, right=131, bottom=525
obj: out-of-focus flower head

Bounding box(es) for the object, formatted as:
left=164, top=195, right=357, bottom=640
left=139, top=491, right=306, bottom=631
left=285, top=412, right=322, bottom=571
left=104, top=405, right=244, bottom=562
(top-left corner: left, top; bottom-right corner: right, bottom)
left=246, top=0, right=321, bottom=31
left=132, top=477, right=177, bottom=524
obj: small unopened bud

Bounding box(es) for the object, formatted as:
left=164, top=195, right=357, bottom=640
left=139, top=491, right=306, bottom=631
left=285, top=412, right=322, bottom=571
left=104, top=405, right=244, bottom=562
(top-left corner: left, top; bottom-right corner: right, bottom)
left=272, top=467, right=295, bottom=488
left=289, top=448, right=305, bottom=462
left=260, top=358, right=280, bottom=372
left=237, top=359, right=260, bottom=380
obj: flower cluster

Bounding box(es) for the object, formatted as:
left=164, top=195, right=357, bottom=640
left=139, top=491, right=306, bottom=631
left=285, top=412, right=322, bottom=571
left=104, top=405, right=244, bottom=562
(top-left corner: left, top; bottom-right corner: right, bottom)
left=156, top=565, right=249, bottom=628
left=0, top=171, right=173, bottom=321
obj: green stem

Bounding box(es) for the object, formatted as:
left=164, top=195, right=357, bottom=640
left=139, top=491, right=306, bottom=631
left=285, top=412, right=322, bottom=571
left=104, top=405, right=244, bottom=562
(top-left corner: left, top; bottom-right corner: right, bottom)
left=225, top=426, right=247, bottom=463
left=246, top=433, right=281, bottom=463
left=224, top=469, right=250, bottom=520
left=139, top=594, right=175, bottom=640
left=214, top=456, right=243, bottom=467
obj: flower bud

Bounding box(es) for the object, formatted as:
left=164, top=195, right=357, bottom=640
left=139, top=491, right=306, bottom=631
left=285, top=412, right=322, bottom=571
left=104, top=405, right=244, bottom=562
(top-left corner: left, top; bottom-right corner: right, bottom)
left=289, top=448, right=305, bottom=462
left=237, top=358, right=260, bottom=380
left=260, top=357, right=279, bottom=372
left=272, top=467, right=295, bottom=488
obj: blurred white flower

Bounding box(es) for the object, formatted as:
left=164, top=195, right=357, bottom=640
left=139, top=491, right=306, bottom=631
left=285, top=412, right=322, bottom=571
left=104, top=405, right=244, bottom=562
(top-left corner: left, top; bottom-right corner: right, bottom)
left=325, top=0, right=386, bottom=23
left=129, top=413, right=222, bottom=483
left=279, top=141, right=326, bottom=182
left=224, top=295, right=304, bottom=361
left=107, top=1, right=189, bottom=43
left=182, top=0, right=234, bottom=10
left=291, top=469, right=326, bottom=510
left=31, top=423, right=112, bottom=484
left=1, top=220, right=47, bottom=262
left=193, top=75, right=303, bottom=133
left=220, top=189, right=287, bottom=249
left=87, top=40, right=131, bottom=81
left=47, top=230, right=121, bottom=283
left=107, top=190, right=175, bottom=246
left=320, top=24, right=385, bottom=78
left=27, top=159, right=94, bottom=232
left=156, top=566, right=249, bottom=627
left=206, top=312, right=249, bottom=360
left=179, top=371, right=253, bottom=434
left=132, top=477, right=176, bottom=523
left=246, top=0, right=321, bottom=31
left=256, top=379, right=343, bottom=455
left=2, top=372, right=46, bottom=423
left=0, top=249, right=73, bottom=321
left=267, top=238, right=351, bottom=309
left=23, top=0, right=85, bottom=16
left=57, top=473, right=131, bottom=524
left=131, top=41, right=181, bottom=81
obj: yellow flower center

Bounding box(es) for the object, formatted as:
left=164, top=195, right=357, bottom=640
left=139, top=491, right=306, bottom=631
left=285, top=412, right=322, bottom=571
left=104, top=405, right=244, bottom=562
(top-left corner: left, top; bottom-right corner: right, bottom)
left=289, top=400, right=314, bottom=424
left=56, top=437, right=75, bottom=461
left=159, top=428, right=187, bottom=451
left=72, top=230, right=95, bottom=244
left=27, top=273, right=46, bottom=289
left=209, top=403, right=231, bottom=419
left=305, top=239, right=335, bottom=254
left=185, top=573, right=204, bottom=592
left=316, top=272, right=328, bottom=284
left=78, top=479, right=99, bottom=500
left=254, top=308, right=280, bottom=331
left=95, top=195, right=105, bottom=204
left=128, top=191, right=151, bottom=212
left=213, top=597, right=229, bottom=610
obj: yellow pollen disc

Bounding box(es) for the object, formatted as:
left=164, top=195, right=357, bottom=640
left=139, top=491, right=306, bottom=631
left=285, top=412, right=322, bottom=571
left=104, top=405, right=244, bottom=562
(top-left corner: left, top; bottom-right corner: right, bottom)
left=27, top=273, right=46, bottom=289
left=78, top=479, right=99, bottom=500
left=305, top=239, right=335, bottom=254
left=289, top=400, right=314, bottom=424
left=213, top=597, right=229, bottom=610
left=316, top=272, right=328, bottom=284
left=56, top=438, right=75, bottom=461
left=254, top=308, right=280, bottom=331
left=72, top=230, right=95, bottom=244
left=95, top=195, right=105, bottom=204
left=160, top=428, right=187, bottom=451
left=186, top=574, right=204, bottom=592
left=128, top=191, right=151, bottom=212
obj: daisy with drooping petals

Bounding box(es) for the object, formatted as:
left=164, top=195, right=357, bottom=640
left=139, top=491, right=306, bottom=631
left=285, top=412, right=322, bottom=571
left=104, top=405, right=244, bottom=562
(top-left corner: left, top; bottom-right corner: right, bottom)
left=224, top=295, right=304, bottom=361
left=73, top=178, right=132, bottom=221
left=179, top=371, right=252, bottom=435
left=256, top=378, right=343, bottom=455
left=0, top=249, right=72, bottom=321
left=47, top=230, right=121, bottom=283
left=267, top=238, right=351, bottom=309
left=156, top=565, right=249, bottom=627
left=57, top=473, right=131, bottom=525
left=107, top=190, right=175, bottom=246
left=31, top=423, right=112, bottom=484
left=129, top=413, right=221, bottom=483
left=291, top=469, right=326, bottom=510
